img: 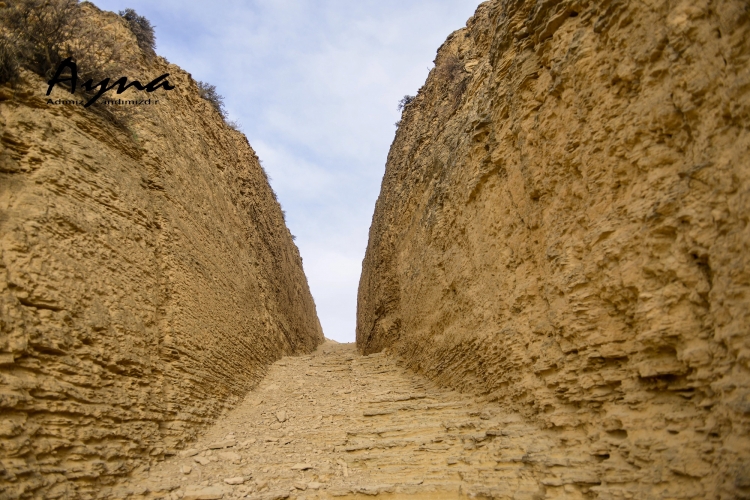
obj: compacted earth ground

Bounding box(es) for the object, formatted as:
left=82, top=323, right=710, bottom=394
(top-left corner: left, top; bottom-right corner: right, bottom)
left=114, top=342, right=610, bottom=500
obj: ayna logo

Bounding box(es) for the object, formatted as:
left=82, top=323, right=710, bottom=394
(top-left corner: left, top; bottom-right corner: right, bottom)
left=46, top=57, right=175, bottom=108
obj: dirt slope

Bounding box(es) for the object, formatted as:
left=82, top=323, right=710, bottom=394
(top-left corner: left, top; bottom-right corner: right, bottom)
left=0, top=6, right=323, bottom=498
left=358, top=1, right=750, bottom=498
left=115, top=342, right=616, bottom=500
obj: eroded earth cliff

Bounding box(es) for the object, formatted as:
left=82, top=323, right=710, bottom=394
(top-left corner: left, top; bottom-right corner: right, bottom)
left=0, top=6, right=323, bottom=498
left=358, top=0, right=750, bottom=498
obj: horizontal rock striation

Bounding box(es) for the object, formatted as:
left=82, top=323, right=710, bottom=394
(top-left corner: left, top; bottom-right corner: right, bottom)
left=358, top=0, right=750, bottom=497
left=0, top=7, right=323, bottom=499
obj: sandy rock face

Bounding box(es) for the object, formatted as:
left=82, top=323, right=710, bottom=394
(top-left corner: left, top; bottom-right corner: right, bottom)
left=0, top=13, right=322, bottom=499
left=358, top=0, right=750, bottom=497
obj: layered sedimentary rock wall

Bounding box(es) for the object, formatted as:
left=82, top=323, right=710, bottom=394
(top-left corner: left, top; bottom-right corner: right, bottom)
left=358, top=0, right=750, bottom=497
left=0, top=7, right=323, bottom=498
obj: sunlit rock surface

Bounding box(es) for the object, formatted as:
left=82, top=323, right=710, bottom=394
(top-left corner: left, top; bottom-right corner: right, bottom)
left=358, top=1, right=750, bottom=497
left=0, top=7, right=322, bottom=498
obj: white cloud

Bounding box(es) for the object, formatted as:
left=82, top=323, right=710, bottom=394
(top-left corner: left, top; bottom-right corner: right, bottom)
left=91, top=0, right=482, bottom=342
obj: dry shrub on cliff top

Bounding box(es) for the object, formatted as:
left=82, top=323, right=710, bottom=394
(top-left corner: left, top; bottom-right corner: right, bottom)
left=226, top=119, right=243, bottom=131
left=0, top=0, right=130, bottom=84
left=436, top=53, right=468, bottom=106
left=0, top=0, right=149, bottom=129
left=0, top=32, right=20, bottom=84
left=397, top=95, right=415, bottom=111
left=395, top=95, right=416, bottom=128
left=197, top=80, right=229, bottom=119
left=0, top=0, right=82, bottom=80
left=196, top=80, right=245, bottom=131
left=119, top=8, right=156, bottom=58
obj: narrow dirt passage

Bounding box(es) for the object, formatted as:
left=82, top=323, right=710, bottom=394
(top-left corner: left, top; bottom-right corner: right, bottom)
left=115, top=342, right=603, bottom=500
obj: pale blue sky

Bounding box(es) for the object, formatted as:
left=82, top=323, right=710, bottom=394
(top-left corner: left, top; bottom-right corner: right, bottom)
left=91, top=0, right=482, bottom=342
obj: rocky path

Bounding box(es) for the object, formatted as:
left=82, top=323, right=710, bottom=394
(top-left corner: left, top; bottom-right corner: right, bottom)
left=114, top=342, right=607, bottom=500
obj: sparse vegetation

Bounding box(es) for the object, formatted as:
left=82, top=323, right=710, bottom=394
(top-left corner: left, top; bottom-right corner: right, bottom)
left=437, top=53, right=464, bottom=82
left=0, top=0, right=83, bottom=80
left=197, top=80, right=243, bottom=130
left=397, top=95, right=414, bottom=111
left=197, top=80, right=227, bottom=119
left=257, top=159, right=274, bottom=195
left=436, top=53, right=467, bottom=106
left=0, top=0, right=159, bottom=129
left=119, top=8, right=156, bottom=58
left=0, top=33, right=20, bottom=85
left=0, top=0, right=128, bottom=85
left=395, top=95, right=415, bottom=128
